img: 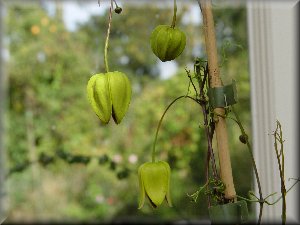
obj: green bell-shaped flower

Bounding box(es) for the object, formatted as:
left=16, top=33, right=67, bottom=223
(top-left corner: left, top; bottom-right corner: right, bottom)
left=138, top=161, right=172, bottom=209
left=87, top=71, right=131, bottom=124
left=150, top=25, right=186, bottom=62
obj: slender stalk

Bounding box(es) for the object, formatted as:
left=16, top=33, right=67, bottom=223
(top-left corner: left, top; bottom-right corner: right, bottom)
left=273, top=121, right=286, bottom=224
left=265, top=178, right=298, bottom=206
left=236, top=179, right=299, bottom=207
left=204, top=148, right=211, bottom=207
left=231, top=105, right=263, bottom=224
left=200, top=102, right=218, bottom=179
left=152, top=96, right=199, bottom=162
left=171, top=0, right=177, bottom=28
left=104, top=0, right=113, bottom=73
left=113, top=0, right=119, bottom=8
left=199, top=64, right=208, bottom=92
left=198, top=66, right=218, bottom=180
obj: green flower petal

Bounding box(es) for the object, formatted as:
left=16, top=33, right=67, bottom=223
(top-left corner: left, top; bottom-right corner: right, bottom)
left=141, top=161, right=169, bottom=207
left=161, top=161, right=172, bottom=207
left=87, top=74, right=112, bottom=124
left=138, top=164, right=146, bottom=209
left=108, top=71, right=132, bottom=124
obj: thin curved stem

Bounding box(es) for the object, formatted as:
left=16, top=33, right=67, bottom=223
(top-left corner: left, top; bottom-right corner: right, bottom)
left=266, top=178, right=299, bottom=205
left=230, top=105, right=263, bottom=224
left=104, top=0, right=113, bottom=73
left=236, top=195, right=260, bottom=203
left=113, top=0, right=119, bottom=8
left=237, top=178, right=299, bottom=208
left=187, top=180, right=209, bottom=203
left=185, top=68, right=199, bottom=96
left=205, top=150, right=211, bottom=207
left=171, top=0, right=177, bottom=28
left=195, top=64, right=218, bottom=181
left=272, top=121, right=287, bottom=224
left=152, top=95, right=199, bottom=162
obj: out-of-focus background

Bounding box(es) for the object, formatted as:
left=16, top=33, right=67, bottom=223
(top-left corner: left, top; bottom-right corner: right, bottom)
left=1, top=0, right=254, bottom=223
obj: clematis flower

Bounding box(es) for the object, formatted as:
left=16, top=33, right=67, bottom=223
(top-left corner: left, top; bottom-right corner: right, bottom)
left=86, top=71, right=131, bottom=125
left=138, top=161, right=172, bottom=209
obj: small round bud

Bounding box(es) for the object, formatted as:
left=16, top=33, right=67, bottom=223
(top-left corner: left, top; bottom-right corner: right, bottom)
left=114, top=7, right=122, bottom=14
left=239, top=134, right=248, bottom=144
left=150, top=25, right=186, bottom=62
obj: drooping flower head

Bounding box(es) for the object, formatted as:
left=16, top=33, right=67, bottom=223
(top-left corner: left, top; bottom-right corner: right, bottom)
left=138, top=161, right=172, bottom=209
left=87, top=71, right=131, bottom=124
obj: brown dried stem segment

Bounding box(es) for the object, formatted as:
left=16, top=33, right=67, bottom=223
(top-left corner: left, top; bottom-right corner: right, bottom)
left=199, top=0, right=236, bottom=200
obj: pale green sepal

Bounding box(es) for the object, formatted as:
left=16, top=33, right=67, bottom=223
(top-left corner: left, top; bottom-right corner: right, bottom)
left=150, top=25, right=186, bottom=62
left=87, top=75, right=99, bottom=116
left=161, top=161, right=172, bottom=207
left=176, top=29, right=186, bottom=58
left=138, top=164, right=146, bottom=209
left=87, top=74, right=112, bottom=124
left=94, top=74, right=112, bottom=124
left=150, top=25, right=166, bottom=56
left=138, top=161, right=171, bottom=208
left=166, top=28, right=186, bottom=61
left=143, top=161, right=167, bottom=207
left=155, top=26, right=170, bottom=61
left=109, top=71, right=132, bottom=124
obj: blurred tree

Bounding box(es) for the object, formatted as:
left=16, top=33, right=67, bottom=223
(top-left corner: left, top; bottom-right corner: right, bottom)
left=6, top=3, right=102, bottom=220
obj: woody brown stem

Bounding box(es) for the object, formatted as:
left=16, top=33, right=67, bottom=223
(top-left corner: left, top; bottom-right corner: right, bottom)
left=199, top=0, right=236, bottom=200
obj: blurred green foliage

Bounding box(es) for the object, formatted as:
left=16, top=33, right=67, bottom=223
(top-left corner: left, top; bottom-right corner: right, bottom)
left=4, top=1, right=253, bottom=223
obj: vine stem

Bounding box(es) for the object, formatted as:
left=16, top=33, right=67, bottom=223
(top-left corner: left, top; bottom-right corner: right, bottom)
left=236, top=179, right=299, bottom=206
left=273, top=121, right=286, bottom=224
left=230, top=105, right=263, bottom=224
left=171, top=0, right=177, bottom=28
left=104, top=0, right=113, bottom=73
left=151, top=95, right=199, bottom=163
left=186, top=67, right=219, bottom=180
left=197, top=66, right=219, bottom=181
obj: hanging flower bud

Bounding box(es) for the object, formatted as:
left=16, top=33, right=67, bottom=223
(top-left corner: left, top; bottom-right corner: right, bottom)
left=87, top=71, right=131, bottom=124
left=114, top=6, right=122, bottom=14
left=150, top=25, right=186, bottom=62
left=138, top=161, right=172, bottom=209
left=239, top=134, right=248, bottom=144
